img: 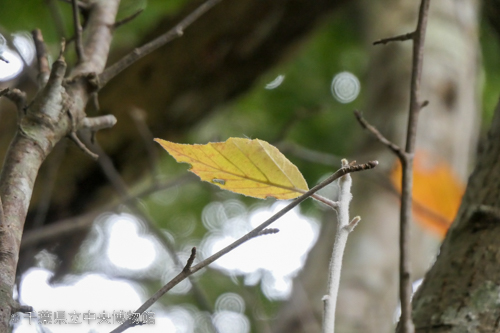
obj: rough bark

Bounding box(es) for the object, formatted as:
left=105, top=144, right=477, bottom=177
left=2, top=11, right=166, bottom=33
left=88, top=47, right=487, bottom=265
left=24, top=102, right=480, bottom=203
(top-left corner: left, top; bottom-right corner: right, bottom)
left=273, top=0, right=480, bottom=332
left=412, top=101, right=500, bottom=332
left=0, top=1, right=120, bottom=331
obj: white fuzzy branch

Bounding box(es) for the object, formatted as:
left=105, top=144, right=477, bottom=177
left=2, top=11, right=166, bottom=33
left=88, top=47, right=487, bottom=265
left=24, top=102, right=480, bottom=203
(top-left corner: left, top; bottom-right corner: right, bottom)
left=322, top=159, right=359, bottom=333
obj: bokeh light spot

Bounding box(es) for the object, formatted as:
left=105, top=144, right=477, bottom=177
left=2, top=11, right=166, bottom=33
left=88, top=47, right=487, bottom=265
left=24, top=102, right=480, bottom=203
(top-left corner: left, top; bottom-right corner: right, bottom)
left=265, top=74, right=285, bottom=89
left=0, top=49, right=23, bottom=81
left=331, top=71, right=360, bottom=103
left=200, top=201, right=319, bottom=299
left=213, top=311, right=250, bottom=333
left=12, top=31, right=35, bottom=64
left=106, top=214, right=156, bottom=270
left=215, top=293, right=245, bottom=313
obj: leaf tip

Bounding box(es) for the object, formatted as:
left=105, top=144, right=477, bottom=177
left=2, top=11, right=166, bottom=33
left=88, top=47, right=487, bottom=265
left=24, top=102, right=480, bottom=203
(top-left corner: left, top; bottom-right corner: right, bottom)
left=154, top=138, right=168, bottom=147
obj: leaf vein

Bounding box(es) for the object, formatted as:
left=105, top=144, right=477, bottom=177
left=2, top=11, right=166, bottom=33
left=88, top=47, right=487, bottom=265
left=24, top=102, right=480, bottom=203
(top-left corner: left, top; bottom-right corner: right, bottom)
left=231, top=139, right=271, bottom=183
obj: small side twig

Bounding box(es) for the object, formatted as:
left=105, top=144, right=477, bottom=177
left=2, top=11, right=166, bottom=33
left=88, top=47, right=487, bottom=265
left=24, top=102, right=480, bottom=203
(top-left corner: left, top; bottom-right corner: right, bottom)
left=354, top=110, right=405, bottom=160
left=71, top=0, right=85, bottom=62
left=183, top=247, right=197, bottom=273
left=1, top=88, right=27, bottom=118
left=99, top=0, right=223, bottom=87
left=32, top=29, right=51, bottom=87
left=69, top=132, right=99, bottom=160
left=68, top=112, right=116, bottom=161
left=373, top=32, right=414, bottom=45
left=110, top=160, right=378, bottom=333
left=37, top=39, right=67, bottom=119
left=11, top=303, right=33, bottom=314
left=129, top=108, right=160, bottom=178
left=81, top=115, right=117, bottom=131
left=344, top=216, right=361, bottom=233
left=257, top=228, right=280, bottom=236
left=114, top=9, right=144, bottom=29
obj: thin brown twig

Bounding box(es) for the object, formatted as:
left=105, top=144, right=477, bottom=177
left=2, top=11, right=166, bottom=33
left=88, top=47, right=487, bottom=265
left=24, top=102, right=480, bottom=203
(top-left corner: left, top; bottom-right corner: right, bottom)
left=310, top=194, right=338, bottom=208
left=397, top=2, right=431, bottom=333
left=69, top=132, right=99, bottom=160
left=129, top=108, right=160, bottom=178
left=114, top=9, right=144, bottom=29
left=91, top=141, right=129, bottom=194
left=293, top=187, right=339, bottom=208
left=353, top=110, right=405, bottom=160
left=373, top=32, right=414, bottom=45
left=110, top=160, right=378, bottom=333
left=1, top=88, right=26, bottom=118
left=71, top=0, right=85, bottom=62
left=99, top=0, right=223, bottom=87
left=360, top=1, right=431, bottom=332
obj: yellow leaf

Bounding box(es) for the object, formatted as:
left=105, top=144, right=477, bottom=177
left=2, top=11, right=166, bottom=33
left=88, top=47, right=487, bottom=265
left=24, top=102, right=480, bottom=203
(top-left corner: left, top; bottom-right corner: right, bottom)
left=155, top=137, right=309, bottom=200
left=390, top=150, right=465, bottom=237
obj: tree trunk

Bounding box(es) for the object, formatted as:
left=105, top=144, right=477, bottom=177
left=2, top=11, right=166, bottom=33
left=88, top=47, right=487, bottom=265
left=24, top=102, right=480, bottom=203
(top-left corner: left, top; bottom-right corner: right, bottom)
left=412, top=101, right=500, bottom=332
left=273, top=0, right=480, bottom=332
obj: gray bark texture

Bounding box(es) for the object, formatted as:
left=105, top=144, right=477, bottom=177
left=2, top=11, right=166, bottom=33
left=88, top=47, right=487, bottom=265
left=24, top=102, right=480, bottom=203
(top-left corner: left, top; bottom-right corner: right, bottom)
left=412, top=101, right=500, bottom=332
left=0, top=1, right=120, bottom=331
left=273, top=0, right=480, bottom=332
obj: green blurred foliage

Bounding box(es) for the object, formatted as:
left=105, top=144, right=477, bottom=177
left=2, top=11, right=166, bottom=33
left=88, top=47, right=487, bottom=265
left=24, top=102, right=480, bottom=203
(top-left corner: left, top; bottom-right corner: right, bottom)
left=0, top=0, right=187, bottom=60
left=191, top=11, right=367, bottom=190
left=113, top=0, right=188, bottom=48
left=480, top=20, right=500, bottom=126
left=0, top=1, right=61, bottom=38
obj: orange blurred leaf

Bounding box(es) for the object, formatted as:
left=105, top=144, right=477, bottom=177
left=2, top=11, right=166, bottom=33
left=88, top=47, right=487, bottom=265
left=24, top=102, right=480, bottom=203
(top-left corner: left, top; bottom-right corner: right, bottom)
left=390, top=150, right=465, bottom=237
left=155, top=137, right=309, bottom=200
